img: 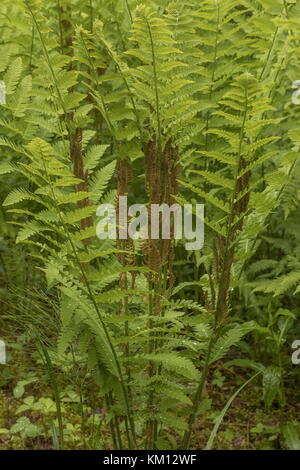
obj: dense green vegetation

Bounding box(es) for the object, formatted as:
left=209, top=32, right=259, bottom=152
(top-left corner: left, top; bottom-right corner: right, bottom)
left=0, top=0, right=300, bottom=450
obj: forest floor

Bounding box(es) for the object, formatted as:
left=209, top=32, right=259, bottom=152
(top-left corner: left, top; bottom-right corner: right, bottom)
left=193, top=368, right=300, bottom=450
left=1, top=344, right=299, bottom=450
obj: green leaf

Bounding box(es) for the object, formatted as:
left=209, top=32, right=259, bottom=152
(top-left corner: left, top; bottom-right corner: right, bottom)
left=263, top=366, right=282, bottom=408
left=281, top=423, right=300, bottom=450
left=205, top=372, right=261, bottom=450
left=142, top=353, right=199, bottom=381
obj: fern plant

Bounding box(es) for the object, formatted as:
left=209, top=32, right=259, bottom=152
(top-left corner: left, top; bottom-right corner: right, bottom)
left=1, top=0, right=300, bottom=451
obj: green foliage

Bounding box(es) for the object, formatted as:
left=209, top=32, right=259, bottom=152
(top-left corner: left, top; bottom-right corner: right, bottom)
left=1, top=0, right=300, bottom=451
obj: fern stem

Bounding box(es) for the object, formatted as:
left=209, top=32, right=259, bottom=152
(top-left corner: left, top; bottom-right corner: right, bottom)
left=26, top=3, right=70, bottom=156
left=26, top=10, right=136, bottom=446
left=121, top=270, right=134, bottom=446
left=259, top=3, right=289, bottom=81
left=99, top=38, right=143, bottom=141
left=89, top=0, right=94, bottom=33
left=63, top=233, right=136, bottom=449
left=105, top=394, right=119, bottom=449
left=259, top=25, right=280, bottom=81
left=111, top=397, right=124, bottom=450
left=181, top=328, right=216, bottom=449
left=204, top=1, right=220, bottom=159
left=38, top=144, right=136, bottom=450
left=27, top=4, right=67, bottom=117
left=29, top=25, right=35, bottom=71
left=183, top=83, right=249, bottom=449
left=215, top=83, right=248, bottom=322
left=145, top=17, right=162, bottom=156
left=238, top=0, right=292, bottom=279
left=57, top=0, right=64, bottom=55
left=145, top=282, right=155, bottom=450
left=79, top=386, right=87, bottom=449
left=125, top=0, right=132, bottom=22
left=40, top=342, right=64, bottom=450
left=79, top=32, right=117, bottom=141
left=70, top=347, right=87, bottom=449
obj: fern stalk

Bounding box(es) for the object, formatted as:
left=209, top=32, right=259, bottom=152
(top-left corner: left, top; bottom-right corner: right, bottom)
left=181, top=328, right=216, bottom=449
left=89, top=0, right=93, bottom=32
left=215, top=83, right=248, bottom=322
left=38, top=141, right=137, bottom=449
left=145, top=17, right=162, bottom=156
left=57, top=0, right=64, bottom=54
left=204, top=0, right=220, bottom=159
left=23, top=15, right=135, bottom=447
left=145, top=283, right=155, bottom=450
left=40, top=342, right=64, bottom=450
left=125, top=0, right=132, bottom=23
left=98, top=37, right=143, bottom=140
left=183, top=81, right=250, bottom=449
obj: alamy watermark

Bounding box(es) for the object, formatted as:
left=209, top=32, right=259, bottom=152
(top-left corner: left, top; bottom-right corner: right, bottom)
left=0, top=80, right=6, bottom=105
left=292, top=340, right=300, bottom=365
left=292, top=81, right=300, bottom=105
left=0, top=340, right=6, bottom=365
left=96, top=196, right=204, bottom=251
